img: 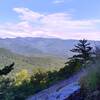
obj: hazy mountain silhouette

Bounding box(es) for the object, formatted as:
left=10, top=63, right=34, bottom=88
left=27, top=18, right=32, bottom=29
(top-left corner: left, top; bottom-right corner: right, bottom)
left=0, top=37, right=99, bottom=57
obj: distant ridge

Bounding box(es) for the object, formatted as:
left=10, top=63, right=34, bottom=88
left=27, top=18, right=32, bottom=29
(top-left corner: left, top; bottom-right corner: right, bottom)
left=0, top=37, right=100, bottom=57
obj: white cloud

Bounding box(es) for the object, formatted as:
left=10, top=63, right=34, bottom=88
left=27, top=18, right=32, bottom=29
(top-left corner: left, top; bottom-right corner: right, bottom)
left=0, top=7, right=100, bottom=40
left=13, top=7, right=44, bottom=21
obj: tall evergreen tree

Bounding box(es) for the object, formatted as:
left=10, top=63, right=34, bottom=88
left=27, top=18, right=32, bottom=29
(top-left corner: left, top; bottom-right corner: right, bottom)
left=70, top=39, right=93, bottom=63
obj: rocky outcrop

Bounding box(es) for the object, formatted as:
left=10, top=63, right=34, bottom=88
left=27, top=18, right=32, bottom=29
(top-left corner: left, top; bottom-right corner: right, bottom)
left=27, top=70, right=86, bottom=100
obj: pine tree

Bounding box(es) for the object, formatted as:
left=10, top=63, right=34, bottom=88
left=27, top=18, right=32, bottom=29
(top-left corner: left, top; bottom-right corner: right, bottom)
left=70, top=39, right=93, bottom=63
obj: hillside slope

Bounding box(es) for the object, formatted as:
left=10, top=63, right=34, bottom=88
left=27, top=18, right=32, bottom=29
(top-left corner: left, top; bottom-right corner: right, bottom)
left=27, top=70, right=86, bottom=100
left=0, top=48, right=65, bottom=73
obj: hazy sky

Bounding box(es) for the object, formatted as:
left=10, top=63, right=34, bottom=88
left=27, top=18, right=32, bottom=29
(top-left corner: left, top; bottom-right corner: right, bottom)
left=0, top=0, right=100, bottom=40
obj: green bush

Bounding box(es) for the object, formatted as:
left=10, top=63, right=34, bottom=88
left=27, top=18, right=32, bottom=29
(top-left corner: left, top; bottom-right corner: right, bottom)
left=80, top=59, right=100, bottom=100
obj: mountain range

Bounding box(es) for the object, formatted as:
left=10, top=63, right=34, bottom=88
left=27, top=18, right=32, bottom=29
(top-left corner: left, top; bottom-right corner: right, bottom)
left=0, top=37, right=100, bottom=57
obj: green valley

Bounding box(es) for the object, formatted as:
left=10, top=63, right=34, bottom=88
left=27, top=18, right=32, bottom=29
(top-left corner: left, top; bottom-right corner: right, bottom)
left=0, top=48, right=66, bottom=74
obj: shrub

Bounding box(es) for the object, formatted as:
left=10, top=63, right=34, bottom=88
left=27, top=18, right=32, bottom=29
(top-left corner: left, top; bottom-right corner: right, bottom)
left=14, top=69, right=30, bottom=86
left=80, top=58, right=100, bottom=100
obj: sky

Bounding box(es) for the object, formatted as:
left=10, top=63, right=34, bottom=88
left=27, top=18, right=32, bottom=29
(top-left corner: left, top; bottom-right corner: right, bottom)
left=0, top=0, right=100, bottom=40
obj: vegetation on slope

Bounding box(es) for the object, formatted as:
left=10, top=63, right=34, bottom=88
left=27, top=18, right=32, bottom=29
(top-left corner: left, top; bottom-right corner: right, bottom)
left=0, top=48, right=65, bottom=73
left=0, top=39, right=95, bottom=100
left=79, top=57, right=100, bottom=100
left=68, top=46, right=100, bottom=100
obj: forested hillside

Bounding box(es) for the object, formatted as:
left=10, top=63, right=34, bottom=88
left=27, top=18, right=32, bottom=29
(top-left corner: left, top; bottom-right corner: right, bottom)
left=0, top=48, right=65, bottom=73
